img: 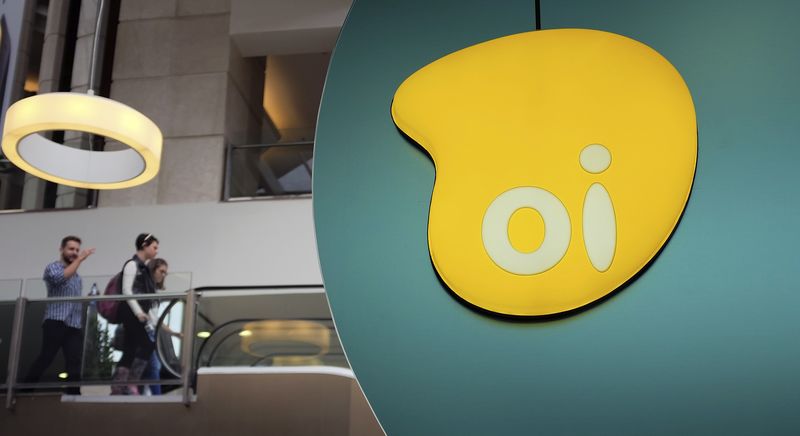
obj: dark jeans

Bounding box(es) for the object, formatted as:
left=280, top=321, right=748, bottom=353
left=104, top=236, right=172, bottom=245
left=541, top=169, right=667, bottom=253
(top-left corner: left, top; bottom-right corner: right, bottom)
left=118, top=303, right=154, bottom=367
left=24, top=319, right=82, bottom=395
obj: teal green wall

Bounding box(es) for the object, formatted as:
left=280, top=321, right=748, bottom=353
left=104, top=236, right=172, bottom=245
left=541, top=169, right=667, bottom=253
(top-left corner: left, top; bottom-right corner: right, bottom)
left=314, top=1, right=800, bottom=434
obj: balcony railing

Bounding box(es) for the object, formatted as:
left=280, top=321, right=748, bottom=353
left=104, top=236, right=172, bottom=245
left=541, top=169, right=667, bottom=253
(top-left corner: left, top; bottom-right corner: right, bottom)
left=1, top=279, right=339, bottom=410
left=224, top=142, right=313, bottom=200
left=3, top=290, right=197, bottom=409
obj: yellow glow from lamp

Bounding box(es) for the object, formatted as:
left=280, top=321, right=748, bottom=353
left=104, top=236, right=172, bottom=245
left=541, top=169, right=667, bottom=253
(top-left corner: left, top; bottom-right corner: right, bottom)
left=239, top=320, right=331, bottom=361
left=24, top=75, right=39, bottom=93
left=58, top=372, right=68, bottom=379
left=197, top=331, right=211, bottom=339
left=239, top=329, right=253, bottom=337
left=1, top=92, right=162, bottom=189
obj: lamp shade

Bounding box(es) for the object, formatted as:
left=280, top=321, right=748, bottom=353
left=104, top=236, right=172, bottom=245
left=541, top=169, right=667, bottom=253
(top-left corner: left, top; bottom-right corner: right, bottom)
left=1, top=92, right=162, bottom=189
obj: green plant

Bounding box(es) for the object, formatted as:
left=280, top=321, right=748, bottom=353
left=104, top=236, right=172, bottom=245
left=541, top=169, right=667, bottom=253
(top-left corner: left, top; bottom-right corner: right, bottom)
left=82, top=308, right=115, bottom=380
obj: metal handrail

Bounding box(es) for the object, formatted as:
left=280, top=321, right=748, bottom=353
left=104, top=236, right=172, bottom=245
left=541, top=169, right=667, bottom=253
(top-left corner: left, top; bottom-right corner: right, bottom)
left=10, top=379, right=184, bottom=390
left=229, top=141, right=313, bottom=150
left=250, top=351, right=347, bottom=367
left=4, top=290, right=196, bottom=410
left=22, top=292, right=188, bottom=303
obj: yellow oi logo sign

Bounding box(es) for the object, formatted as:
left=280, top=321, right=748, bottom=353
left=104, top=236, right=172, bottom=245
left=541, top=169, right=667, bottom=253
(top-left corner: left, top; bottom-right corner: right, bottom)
left=391, top=29, right=697, bottom=316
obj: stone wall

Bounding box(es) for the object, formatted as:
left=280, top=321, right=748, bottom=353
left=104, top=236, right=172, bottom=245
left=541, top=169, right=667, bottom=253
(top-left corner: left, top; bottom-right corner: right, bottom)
left=100, top=0, right=270, bottom=206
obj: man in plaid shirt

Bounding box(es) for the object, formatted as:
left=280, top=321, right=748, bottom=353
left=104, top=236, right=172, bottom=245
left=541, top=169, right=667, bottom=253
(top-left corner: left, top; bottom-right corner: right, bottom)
left=24, top=235, right=94, bottom=394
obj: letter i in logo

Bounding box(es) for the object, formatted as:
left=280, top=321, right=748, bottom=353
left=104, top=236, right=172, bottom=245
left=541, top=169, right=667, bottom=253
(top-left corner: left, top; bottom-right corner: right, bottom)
left=580, top=144, right=616, bottom=272
left=480, top=144, right=617, bottom=276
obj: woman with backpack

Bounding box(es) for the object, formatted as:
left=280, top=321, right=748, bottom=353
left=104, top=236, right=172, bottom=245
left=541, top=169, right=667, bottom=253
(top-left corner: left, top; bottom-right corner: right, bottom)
left=110, top=233, right=160, bottom=395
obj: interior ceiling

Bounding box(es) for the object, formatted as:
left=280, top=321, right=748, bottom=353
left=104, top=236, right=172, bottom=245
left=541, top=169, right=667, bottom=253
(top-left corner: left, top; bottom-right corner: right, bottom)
left=229, top=0, right=351, bottom=56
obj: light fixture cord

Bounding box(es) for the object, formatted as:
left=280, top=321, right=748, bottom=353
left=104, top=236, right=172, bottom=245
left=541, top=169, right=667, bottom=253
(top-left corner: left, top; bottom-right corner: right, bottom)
left=87, top=0, right=107, bottom=95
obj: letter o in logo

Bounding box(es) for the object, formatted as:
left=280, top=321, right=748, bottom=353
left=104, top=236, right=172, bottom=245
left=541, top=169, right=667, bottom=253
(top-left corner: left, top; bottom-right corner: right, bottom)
left=482, top=187, right=571, bottom=275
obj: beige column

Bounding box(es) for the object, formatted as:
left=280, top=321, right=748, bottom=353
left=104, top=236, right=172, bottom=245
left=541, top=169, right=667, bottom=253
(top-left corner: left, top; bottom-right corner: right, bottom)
left=101, top=0, right=271, bottom=206
left=55, top=0, right=104, bottom=208
left=20, top=0, right=71, bottom=209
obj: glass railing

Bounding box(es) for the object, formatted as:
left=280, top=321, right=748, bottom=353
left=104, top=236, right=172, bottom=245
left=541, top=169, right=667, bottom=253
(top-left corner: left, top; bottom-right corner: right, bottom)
left=11, top=273, right=193, bottom=396
left=0, top=280, right=23, bottom=386
left=0, top=279, right=22, bottom=301
left=3, top=273, right=196, bottom=408
left=224, top=142, right=313, bottom=200
left=10, top=294, right=191, bottom=393
left=196, top=318, right=347, bottom=369
left=193, top=287, right=344, bottom=371
left=2, top=282, right=343, bottom=409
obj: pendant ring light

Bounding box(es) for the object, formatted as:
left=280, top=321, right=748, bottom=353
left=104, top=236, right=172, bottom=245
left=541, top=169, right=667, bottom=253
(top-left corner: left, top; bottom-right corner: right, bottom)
left=2, top=92, right=161, bottom=189
left=0, top=0, right=161, bottom=189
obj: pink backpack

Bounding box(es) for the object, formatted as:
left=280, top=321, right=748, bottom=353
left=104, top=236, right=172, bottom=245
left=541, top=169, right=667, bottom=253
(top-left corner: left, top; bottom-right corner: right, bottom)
left=97, top=272, right=123, bottom=323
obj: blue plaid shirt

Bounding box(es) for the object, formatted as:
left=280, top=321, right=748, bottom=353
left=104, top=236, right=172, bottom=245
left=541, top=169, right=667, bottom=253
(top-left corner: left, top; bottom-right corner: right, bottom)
left=42, top=260, right=83, bottom=329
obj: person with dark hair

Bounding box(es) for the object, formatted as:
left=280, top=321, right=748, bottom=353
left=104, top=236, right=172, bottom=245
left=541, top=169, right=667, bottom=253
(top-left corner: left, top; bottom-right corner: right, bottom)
left=150, top=258, right=168, bottom=290
left=110, top=233, right=159, bottom=395
left=24, top=235, right=95, bottom=394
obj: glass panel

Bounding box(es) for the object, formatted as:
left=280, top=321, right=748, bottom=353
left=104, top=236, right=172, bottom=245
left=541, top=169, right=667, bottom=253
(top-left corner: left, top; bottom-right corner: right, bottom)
left=16, top=299, right=75, bottom=388
left=155, top=299, right=185, bottom=379
left=197, top=319, right=346, bottom=368
left=0, top=278, right=22, bottom=301
left=194, top=288, right=348, bottom=370
left=82, top=302, right=116, bottom=384
left=0, top=280, right=22, bottom=385
left=13, top=272, right=191, bottom=395
left=163, top=271, right=192, bottom=293
left=0, top=300, right=17, bottom=386
left=228, top=143, right=313, bottom=198
left=7, top=282, right=345, bottom=396
left=22, top=277, right=48, bottom=299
